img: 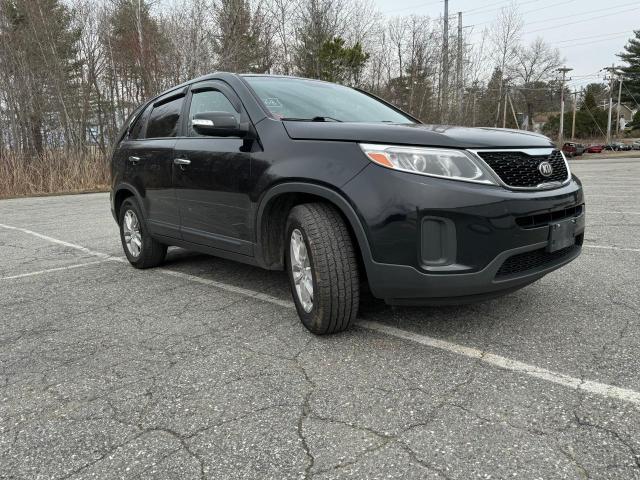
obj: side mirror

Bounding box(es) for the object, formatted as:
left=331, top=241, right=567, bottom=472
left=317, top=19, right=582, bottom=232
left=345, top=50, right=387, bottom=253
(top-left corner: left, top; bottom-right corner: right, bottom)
left=191, top=111, right=246, bottom=137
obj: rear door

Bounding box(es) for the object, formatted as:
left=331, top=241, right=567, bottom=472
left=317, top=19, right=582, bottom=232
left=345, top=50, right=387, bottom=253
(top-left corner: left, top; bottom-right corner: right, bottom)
left=173, top=81, right=253, bottom=254
left=133, top=89, right=186, bottom=238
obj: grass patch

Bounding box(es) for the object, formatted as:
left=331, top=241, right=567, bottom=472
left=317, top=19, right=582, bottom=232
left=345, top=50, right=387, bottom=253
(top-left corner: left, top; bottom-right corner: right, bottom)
left=0, top=149, right=109, bottom=198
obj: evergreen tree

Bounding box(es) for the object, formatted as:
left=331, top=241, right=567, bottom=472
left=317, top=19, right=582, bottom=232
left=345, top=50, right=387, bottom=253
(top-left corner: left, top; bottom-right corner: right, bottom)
left=106, top=0, right=170, bottom=101
left=476, top=68, right=503, bottom=127
left=317, top=37, right=368, bottom=85
left=581, top=83, right=607, bottom=111
left=214, top=0, right=271, bottom=73
left=0, top=0, right=81, bottom=153
left=618, top=30, right=640, bottom=103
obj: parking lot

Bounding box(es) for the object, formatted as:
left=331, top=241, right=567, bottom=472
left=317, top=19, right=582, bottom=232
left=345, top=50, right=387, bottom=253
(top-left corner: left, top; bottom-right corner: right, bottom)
left=1, top=157, right=639, bottom=479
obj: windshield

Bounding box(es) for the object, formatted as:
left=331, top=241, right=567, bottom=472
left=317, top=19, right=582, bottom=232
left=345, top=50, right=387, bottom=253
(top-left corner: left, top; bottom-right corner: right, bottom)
left=244, top=76, right=415, bottom=124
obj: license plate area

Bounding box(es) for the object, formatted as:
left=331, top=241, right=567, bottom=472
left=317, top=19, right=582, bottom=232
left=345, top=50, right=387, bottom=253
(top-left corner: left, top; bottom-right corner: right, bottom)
left=547, top=218, right=576, bottom=252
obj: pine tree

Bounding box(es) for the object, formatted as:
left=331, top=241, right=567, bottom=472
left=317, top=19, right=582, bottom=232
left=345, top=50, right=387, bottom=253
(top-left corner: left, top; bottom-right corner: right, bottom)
left=214, top=0, right=271, bottom=73
left=0, top=0, right=81, bottom=153
left=317, top=37, right=368, bottom=85
left=618, top=30, right=640, bottom=104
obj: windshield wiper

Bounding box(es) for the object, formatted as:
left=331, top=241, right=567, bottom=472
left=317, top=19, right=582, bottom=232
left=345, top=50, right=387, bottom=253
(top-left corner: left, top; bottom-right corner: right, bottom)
left=281, top=116, right=343, bottom=122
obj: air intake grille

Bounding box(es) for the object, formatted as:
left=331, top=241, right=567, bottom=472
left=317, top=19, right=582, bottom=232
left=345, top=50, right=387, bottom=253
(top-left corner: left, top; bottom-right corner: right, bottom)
left=496, top=243, right=580, bottom=278
left=516, top=204, right=584, bottom=229
left=477, top=150, right=569, bottom=188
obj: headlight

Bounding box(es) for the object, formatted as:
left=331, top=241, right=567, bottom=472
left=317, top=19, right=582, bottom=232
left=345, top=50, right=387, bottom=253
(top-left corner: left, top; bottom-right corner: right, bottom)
left=359, top=143, right=497, bottom=185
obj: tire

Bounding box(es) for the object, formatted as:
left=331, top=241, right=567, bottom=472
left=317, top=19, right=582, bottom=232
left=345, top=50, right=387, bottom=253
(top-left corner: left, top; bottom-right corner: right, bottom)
left=285, top=203, right=360, bottom=334
left=118, top=197, right=167, bottom=268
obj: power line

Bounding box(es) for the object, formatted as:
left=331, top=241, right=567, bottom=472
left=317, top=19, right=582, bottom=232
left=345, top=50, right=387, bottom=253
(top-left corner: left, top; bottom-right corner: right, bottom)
left=463, top=0, right=577, bottom=28
left=559, top=35, right=632, bottom=50
left=623, top=83, right=640, bottom=109
left=524, top=6, right=639, bottom=35
left=463, top=0, right=546, bottom=16
left=552, top=30, right=634, bottom=45
left=382, top=0, right=443, bottom=14
left=463, top=1, right=637, bottom=32
left=524, top=0, right=638, bottom=26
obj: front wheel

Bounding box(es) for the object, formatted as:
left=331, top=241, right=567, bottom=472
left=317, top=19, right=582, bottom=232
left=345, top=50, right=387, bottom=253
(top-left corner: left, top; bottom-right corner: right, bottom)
left=285, top=203, right=360, bottom=334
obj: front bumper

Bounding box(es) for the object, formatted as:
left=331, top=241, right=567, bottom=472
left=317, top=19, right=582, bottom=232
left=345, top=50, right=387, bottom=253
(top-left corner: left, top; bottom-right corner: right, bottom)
left=343, top=164, right=585, bottom=304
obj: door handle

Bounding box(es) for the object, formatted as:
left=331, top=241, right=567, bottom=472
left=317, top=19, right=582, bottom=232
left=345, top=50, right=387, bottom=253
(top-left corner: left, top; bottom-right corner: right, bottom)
left=173, top=158, right=191, bottom=166
left=127, top=156, right=141, bottom=165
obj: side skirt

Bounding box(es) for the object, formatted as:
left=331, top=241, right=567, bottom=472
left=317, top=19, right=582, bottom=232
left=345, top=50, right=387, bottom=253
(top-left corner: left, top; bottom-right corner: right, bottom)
left=152, top=233, right=262, bottom=268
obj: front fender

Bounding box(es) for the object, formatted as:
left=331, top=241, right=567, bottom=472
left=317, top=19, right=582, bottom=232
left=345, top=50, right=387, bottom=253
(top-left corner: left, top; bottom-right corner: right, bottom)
left=254, top=182, right=374, bottom=273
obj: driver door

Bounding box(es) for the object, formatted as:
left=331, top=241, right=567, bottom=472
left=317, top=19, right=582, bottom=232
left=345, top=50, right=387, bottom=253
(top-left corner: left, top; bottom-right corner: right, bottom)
left=173, top=81, right=253, bottom=255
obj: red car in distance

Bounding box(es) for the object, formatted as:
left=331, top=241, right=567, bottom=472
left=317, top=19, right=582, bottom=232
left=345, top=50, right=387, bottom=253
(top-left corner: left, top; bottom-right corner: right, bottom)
left=586, top=144, right=604, bottom=153
left=562, top=142, right=585, bottom=157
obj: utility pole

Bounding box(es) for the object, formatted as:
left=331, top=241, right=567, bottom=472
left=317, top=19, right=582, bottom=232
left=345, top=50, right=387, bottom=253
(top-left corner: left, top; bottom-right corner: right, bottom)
left=472, top=91, right=477, bottom=126
left=441, top=0, right=449, bottom=123
left=616, top=74, right=623, bottom=137
left=557, top=67, right=573, bottom=146
left=508, top=93, right=519, bottom=129
left=604, top=64, right=616, bottom=145
left=571, top=90, right=578, bottom=140
left=457, top=11, right=463, bottom=123
left=502, top=87, right=508, bottom=128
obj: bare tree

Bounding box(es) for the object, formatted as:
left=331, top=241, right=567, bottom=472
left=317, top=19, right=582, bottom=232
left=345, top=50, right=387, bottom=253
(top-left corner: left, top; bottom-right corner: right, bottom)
left=489, top=2, right=523, bottom=126
left=514, top=37, right=562, bottom=129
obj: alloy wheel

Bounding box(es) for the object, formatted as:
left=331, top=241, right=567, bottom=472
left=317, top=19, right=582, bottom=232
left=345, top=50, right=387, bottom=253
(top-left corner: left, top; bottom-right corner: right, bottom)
left=123, top=210, right=142, bottom=257
left=290, top=228, right=314, bottom=312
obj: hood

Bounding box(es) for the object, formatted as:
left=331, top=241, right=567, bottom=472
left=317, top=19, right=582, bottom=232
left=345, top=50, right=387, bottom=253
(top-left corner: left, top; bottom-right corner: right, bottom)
left=282, top=122, right=555, bottom=149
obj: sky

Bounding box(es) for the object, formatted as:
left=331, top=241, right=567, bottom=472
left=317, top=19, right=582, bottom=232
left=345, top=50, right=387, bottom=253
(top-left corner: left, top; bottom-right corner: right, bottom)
left=372, top=0, right=639, bottom=92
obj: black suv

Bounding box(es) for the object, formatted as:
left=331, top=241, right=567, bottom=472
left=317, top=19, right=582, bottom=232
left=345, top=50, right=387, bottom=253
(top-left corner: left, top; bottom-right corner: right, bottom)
left=110, top=73, right=585, bottom=334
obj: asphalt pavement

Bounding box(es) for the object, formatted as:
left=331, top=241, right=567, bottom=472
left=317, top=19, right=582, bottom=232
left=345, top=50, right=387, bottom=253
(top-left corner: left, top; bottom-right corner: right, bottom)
left=1, top=157, right=639, bottom=479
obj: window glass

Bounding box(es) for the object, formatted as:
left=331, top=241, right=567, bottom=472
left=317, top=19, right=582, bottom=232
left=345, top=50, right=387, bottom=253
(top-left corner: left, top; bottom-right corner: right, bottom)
left=129, top=104, right=151, bottom=139
left=244, top=76, right=415, bottom=124
left=146, top=96, right=184, bottom=138
left=188, top=90, right=239, bottom=136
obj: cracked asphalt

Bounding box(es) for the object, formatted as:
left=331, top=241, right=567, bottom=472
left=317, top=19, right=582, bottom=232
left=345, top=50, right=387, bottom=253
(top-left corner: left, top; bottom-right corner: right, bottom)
left=1, top=157, right=639, bottom=479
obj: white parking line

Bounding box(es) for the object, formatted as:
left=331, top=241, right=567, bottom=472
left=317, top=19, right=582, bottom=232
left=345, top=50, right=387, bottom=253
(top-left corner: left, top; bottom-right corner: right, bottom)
left=2, top=222, right=640, bottom=406
left=584, top=245, right=640, bottom=253
left=157, top=268, right=295, bottom=309
left=0, top=260, right=111, bottom=280
left=0, top=223, right=116, bottom=260
left=587, top=211, right=640, bottom=215
left=583, top=195, right=637, bottom=198
left=359, top=321, right=640, bottom=406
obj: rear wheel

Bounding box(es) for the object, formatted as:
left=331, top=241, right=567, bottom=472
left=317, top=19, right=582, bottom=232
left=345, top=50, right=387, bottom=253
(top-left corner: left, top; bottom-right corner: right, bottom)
left=118, top=198, right=167, bottom=268
left=285, top=203, right=360, bottom=334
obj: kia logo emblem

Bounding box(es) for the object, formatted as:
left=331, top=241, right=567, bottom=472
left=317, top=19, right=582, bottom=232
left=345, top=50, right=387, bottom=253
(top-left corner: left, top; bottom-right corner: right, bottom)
left=538, top=161, right=553, bottom=177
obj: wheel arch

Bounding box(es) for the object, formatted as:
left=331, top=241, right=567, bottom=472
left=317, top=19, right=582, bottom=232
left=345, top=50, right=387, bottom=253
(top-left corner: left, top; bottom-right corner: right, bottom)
left=255, top=182, right=373, bottom=276
left=112, top=183, right=146, bottom=221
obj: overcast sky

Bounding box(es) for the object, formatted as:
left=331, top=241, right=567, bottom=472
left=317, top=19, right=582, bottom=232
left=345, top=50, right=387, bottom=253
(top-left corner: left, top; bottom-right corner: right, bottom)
left=372, top=0, right=638, bottom=91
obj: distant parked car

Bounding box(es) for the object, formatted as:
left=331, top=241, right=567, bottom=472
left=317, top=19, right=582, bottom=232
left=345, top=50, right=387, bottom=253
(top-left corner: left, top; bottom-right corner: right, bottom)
left=562, top=142, right=585, bottom=157
left=604, top=142, right=628, bottom=151
left=632, top=140, right=640, bottom=150
left=586, top=144, right=604, bottom=153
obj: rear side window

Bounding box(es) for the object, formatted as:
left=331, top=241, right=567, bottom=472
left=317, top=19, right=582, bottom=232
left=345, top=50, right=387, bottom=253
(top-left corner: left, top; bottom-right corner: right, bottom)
left=146, top=96, right=184, bottom=138
left=129, top=104, right=151, bottom=140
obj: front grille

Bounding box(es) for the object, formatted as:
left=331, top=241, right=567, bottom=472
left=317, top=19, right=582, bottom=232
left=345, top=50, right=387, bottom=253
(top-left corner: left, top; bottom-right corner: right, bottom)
left=477, top=149, right=569, bottom=188
left=495, top=240, right=581, bottom=279
left=516, top=204, right=584, bottom=229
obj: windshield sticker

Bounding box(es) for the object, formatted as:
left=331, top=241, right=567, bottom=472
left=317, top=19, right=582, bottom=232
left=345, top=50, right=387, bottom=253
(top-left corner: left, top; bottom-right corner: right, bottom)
left=263, top=97, right=282, bottom=108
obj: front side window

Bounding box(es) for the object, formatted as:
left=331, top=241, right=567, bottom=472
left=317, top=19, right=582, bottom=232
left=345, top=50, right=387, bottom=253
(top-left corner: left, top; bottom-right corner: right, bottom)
left=146, top=96, right=184, bottom=138
left=188, top=89, right=239, bottom=136
left=244, top=76, right=415, bottom=124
